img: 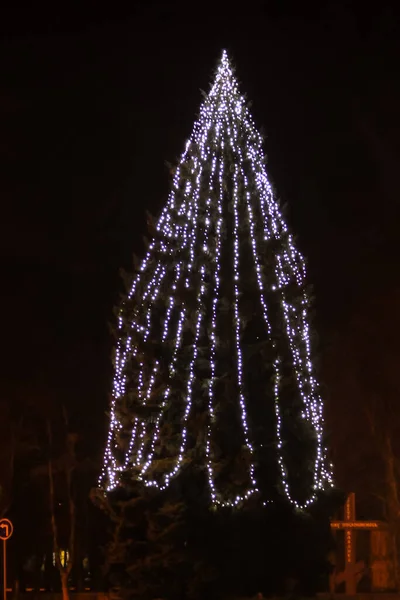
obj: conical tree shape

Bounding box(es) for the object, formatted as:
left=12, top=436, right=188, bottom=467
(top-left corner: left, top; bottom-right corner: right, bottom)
left=100, top=50, right=333, bottom=509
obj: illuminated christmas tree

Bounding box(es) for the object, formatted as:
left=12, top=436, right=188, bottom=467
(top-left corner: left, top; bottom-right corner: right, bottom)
left=100, top=50, right=333, bottom=510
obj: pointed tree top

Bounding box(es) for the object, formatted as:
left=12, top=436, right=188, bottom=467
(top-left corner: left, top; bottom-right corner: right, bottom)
left=217, top=48, right=233, bottom=76
left=208, top=49, right=239, bottom=100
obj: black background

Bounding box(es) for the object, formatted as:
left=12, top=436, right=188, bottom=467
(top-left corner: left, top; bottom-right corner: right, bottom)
left=1, top=1, right=400, bottom=461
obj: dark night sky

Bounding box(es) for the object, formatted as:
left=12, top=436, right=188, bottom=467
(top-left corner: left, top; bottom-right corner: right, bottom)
left=1, top=3, right=400, bottom=459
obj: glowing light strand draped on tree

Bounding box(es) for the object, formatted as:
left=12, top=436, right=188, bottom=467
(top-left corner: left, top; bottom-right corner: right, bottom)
left=100, top=50, right=333, bottom=508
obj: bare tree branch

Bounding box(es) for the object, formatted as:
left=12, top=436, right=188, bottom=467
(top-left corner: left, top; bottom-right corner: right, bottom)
left=47, top=419, right=62, bottom=572
left=62, top=405, right=76, bottom=576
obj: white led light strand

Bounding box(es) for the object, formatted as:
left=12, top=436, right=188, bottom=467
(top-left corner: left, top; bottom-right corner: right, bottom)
left=206, top=128, right=223, bottom=504
left=139, top=305, right=186, bottom=480
left=227, top=125, right=258, bottom=503
left=136, top=360, right=159, bottom=465
left=228, top=62, right=333, bottom=498
left=234, top=117, right=313, bottom=506
left=156, top=264, right=206, bottom=490
left=123, top=264, right=167, bottom=466
left=138, top=260, right=187, bottom=474
left=100, top=251, right=167, bottom=487
left=141, top=107, right=217, bottom=488
left=133, top=219, right=190, bottom=470
left=100, top=137, right=198, bottom=488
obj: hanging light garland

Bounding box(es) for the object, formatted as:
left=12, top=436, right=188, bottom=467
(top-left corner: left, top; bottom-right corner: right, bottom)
left=99, top=50, right=333, bottom=508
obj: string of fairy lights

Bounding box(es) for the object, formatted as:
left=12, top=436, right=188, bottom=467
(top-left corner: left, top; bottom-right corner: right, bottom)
left=99, top=50, right=333, bottom=507
left=140, top=122, right=216, bottom=490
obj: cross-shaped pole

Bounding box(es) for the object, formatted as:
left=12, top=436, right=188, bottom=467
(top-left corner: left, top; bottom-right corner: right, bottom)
left=331, top=493, right=383, bottom=594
